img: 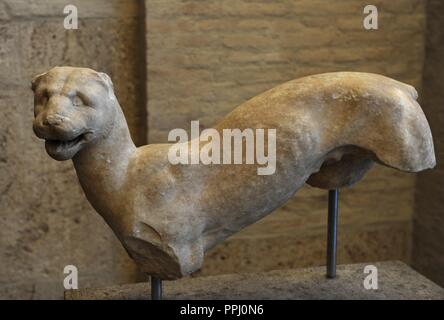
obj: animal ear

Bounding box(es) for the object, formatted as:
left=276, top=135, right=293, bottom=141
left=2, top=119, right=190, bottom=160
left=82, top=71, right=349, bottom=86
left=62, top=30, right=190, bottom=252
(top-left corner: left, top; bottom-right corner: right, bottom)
left=97, top=72, right=114, bottom=91
left=31, top=72, right=47, bottom=91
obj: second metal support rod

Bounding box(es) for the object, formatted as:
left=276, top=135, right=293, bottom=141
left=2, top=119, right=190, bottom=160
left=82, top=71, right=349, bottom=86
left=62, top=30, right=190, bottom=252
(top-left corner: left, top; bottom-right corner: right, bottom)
left=326, top=189, right=339, bottom=279
left=151, top=276, right=162, bottom=300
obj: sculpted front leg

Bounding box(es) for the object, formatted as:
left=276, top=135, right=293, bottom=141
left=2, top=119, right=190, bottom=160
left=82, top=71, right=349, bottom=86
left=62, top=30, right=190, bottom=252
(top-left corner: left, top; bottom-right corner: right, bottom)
left=123, top=220, right=205, bottom=279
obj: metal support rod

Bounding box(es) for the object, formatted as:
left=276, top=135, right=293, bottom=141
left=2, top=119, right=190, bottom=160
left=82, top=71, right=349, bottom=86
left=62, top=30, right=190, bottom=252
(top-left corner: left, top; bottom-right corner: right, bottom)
left=151, top=276, right=162, bottom=300
left=326, top=189, right=339, bottom=279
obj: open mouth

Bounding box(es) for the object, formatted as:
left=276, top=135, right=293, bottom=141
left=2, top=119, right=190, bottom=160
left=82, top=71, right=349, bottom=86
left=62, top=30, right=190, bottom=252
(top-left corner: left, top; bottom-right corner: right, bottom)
left=45, top=133, right=88, bottom=159
left=46, top=133, right=84, bottom=149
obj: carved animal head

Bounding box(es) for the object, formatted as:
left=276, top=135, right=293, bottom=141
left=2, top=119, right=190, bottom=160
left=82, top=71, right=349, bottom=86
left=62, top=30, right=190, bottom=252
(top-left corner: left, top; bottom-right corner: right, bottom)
left=32, top=66, right=117, bottom=160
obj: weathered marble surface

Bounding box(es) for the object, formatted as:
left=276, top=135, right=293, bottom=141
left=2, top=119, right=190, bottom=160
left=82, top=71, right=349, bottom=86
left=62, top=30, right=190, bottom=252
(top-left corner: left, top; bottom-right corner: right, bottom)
left=65, top=261, right=444, bottom=300
left=32, top=67, right=435, bottom=279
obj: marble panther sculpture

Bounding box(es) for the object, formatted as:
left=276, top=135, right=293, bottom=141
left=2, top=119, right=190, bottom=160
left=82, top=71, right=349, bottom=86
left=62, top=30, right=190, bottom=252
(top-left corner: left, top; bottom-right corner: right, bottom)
left=32, top=67, right=435, bottom=279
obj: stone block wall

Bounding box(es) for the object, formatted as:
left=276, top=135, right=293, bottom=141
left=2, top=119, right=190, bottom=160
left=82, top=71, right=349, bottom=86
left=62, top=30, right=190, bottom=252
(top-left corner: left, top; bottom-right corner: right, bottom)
left=0, top=0, right=146, bottom=298
left=2, top=0, right=442, bottom=299
left=145, top=0, right=426, bottom=276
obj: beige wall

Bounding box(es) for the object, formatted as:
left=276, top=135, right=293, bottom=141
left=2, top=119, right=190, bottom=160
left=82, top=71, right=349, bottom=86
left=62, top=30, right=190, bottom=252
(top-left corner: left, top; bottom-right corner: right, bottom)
left=1, top=0, right=442, bottom=300
left=0, top=0, right=146, bottom=298
left=146, top=0, right=426, bottom=276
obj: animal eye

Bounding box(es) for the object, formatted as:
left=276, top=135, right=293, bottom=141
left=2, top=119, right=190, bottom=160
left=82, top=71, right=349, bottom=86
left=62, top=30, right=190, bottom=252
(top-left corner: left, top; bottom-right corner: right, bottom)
left=38, top=90, right=48, bottom=104
left=36, top=95, right=47, bottom=105
left=73, top=96, right=84, bottom=106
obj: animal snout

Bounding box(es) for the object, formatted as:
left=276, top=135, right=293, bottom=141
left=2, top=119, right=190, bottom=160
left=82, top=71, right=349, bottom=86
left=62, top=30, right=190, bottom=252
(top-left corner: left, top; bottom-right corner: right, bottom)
left=43, top=114, right=66, bottom=126
left=33, top=112, right=72, bottom=140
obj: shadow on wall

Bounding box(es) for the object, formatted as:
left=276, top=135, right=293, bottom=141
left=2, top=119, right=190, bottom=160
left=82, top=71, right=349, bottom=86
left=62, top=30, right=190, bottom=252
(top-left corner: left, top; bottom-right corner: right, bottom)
left=412, top=0, right=444, bottom=287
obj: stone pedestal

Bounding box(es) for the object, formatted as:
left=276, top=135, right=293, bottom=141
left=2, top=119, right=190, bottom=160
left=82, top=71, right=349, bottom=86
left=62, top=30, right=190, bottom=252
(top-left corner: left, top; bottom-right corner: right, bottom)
left=65, top=261, right=444, bottom=300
